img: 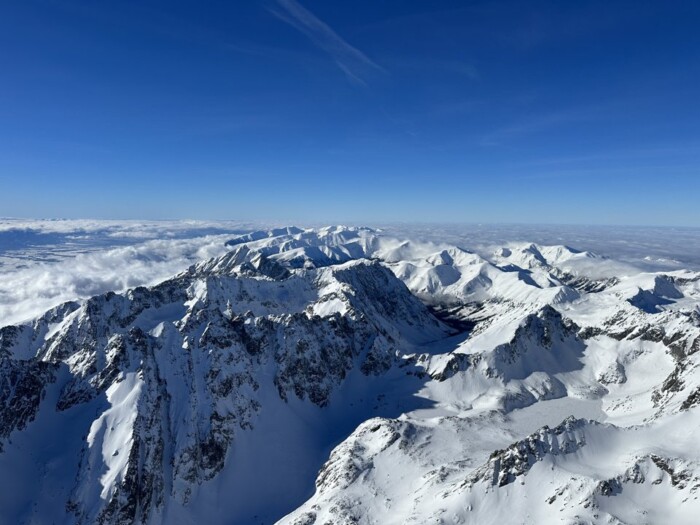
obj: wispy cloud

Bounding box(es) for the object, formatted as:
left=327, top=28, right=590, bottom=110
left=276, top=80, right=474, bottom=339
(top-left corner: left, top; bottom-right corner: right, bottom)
left=268, top=0, right=384, bottom=85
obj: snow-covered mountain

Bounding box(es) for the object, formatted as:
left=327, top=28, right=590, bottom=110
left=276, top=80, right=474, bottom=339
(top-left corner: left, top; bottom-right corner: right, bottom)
left=1, top=225, right=699, bottom=524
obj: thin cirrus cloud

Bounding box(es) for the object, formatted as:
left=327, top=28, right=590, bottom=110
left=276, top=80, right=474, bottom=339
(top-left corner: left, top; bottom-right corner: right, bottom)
left=268, top=0, right=384, bottom=85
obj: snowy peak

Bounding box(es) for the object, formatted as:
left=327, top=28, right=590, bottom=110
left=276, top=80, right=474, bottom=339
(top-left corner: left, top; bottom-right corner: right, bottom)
left=224, top=226, right=305, bottom=246
left=627, top=275, right=685, bottom=313
left=495, top=242, right=599, bottom=269
left=190, top=245, right=291, bottom=280
left=425, top=247, right=481, bottom=268
left=487, top=305, right=584, bottom=381
left=223, top=226, right=380, bottom=270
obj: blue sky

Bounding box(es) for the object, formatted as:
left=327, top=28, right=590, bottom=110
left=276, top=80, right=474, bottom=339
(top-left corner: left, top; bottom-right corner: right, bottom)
left=1, top=0, right=699, bottom=225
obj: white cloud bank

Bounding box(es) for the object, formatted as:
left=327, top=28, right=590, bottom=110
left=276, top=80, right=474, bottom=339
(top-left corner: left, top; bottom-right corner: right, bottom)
left=0, top=220, right=272, bottom=326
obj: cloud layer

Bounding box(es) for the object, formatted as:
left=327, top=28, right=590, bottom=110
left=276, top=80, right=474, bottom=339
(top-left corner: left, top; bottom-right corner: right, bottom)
left=0, top=220, right=272, bottom=326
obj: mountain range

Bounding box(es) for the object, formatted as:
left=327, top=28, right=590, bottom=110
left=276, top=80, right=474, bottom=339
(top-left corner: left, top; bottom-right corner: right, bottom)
left=1, top=225, right=699, bottom=524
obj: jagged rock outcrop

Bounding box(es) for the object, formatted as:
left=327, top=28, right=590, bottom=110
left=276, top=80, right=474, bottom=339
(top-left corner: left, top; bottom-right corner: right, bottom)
left=466, top=416, right=590, bottom=488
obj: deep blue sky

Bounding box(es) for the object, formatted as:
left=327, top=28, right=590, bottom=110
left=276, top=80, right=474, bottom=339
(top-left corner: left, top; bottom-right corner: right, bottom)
left=1, top=1, right=699, bottom=225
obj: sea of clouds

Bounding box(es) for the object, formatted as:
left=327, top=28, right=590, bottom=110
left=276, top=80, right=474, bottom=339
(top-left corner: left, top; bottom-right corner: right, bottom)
left=0, top=219, right=274, bottom=325
left=1, top=219, right=699, bottom=327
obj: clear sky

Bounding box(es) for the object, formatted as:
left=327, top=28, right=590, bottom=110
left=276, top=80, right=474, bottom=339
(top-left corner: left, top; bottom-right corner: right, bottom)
left=1, top=0, right=699, bottom=225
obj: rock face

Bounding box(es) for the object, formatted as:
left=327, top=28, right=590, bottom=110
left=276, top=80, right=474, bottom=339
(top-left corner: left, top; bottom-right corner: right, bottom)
left=467, top=416, right=590, bottom=488
left=2, top=226, right=700, bottom=525
left=0, top=357, right=57, bottom=452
